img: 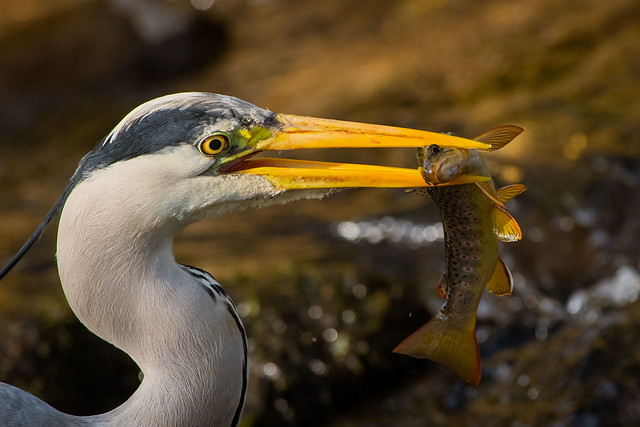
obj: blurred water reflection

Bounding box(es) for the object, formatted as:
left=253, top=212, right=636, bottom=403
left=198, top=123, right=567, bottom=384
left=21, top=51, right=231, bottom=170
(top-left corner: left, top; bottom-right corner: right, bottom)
left=567, top=265, right=640, bottom=318
left=335, top=216, right=444, bottom=247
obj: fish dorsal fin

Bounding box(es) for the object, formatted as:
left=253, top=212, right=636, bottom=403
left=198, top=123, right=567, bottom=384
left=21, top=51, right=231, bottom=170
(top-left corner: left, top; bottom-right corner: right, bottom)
left=496, top=184, right=527, bottom=203
left=474, top=125, right=523, bottom=151
left=487, top=258, right=513, bottom=296
left=492, top=206, right=522, bottom=242
left=436, top=273, right=448, bottom=299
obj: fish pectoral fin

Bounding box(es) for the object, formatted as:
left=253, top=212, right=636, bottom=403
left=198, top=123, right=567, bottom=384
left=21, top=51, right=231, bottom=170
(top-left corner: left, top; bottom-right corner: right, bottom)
left=475, top=182, right=507, bottom=210
left=393, top=315, right=481, bottom=386
left=496, top=184, right=527, bottom=203
left=436, top=274, right=448, bottom=299
left=487, top=258, right=514, bottom=296
left=492, top=206, right=523, bottom=242
left=473, top=125, right=523, bottom=151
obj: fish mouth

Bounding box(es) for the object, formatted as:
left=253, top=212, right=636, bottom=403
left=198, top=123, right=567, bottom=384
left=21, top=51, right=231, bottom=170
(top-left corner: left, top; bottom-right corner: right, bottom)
left=418, top=164, right=450, bottom=186
left=225, top=114, right=490, bottom=190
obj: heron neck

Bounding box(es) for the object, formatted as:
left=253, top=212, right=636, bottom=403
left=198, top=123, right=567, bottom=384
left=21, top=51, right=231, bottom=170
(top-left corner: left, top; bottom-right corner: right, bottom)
left=55, top=176, right=244, bottom=426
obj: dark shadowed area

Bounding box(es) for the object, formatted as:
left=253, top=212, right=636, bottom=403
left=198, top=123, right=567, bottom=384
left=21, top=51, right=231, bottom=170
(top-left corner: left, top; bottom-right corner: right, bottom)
left=1, top=0, right=639, bottom=425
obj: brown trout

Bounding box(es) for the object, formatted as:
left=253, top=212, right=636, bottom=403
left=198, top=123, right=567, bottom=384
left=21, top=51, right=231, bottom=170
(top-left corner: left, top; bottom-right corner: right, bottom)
left=393, top=125, right=526, bottom=385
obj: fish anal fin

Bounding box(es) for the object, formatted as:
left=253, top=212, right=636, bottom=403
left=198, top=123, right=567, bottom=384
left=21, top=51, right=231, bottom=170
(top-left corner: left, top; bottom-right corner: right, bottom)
left=436, top=274, right=448, bottom=299
left=487, top=258, right=514, bottom=296
left=496, top=184, right=527, bottom=203
left=474, top=125, right=524, bottom=151
left=492, top=206, right=522, bottom=242
left=393, top=315, right=481, bottom=386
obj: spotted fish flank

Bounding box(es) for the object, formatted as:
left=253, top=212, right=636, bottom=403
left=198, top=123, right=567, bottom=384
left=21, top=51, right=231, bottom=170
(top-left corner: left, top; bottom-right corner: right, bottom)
left=393, top=125, right=526, bottom=386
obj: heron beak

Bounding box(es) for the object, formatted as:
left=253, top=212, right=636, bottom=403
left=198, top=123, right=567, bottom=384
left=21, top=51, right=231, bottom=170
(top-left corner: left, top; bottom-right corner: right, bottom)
left=226, top=114, right=490, bottom=190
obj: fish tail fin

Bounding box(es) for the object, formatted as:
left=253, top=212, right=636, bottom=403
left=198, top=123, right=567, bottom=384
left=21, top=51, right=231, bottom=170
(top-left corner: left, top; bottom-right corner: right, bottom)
left=496, top=184, right=527, bottom=203
left=492, top=206, right=523, bottom=242
left=473, top=125, right=524, bottom=151
left=487, top=257, right=514, bottom=296
left=393, top=314, right=481, bottom=386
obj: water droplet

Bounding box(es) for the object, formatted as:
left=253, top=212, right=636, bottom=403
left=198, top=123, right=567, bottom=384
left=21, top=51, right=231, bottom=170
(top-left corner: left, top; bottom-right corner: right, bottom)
left=528, top=226, right=545, bottom=242
left=535, top=326, right=548, bottom=341
left=567, top=291, right=587, bottom=314
left=557, top=216, right=575, bottom=232
left=322, top=328, right=338, bottom=343
left=308, top=305, right=323, bottom=320
left=517, top=374, right=530, bottom=387
left=476, top=328, right=488, bottom=343
left=309, top=359, right=327, bottom=375
left=275, top=398, right=289, bottom=412
left=191, top=0, right=215, bottom=10
left=353, top=284, right=367, bottom=298
left=273, top=319, right=287, bottom=334
left=584, top=308, right=599, bottom=324
left=341, top=310, right=356, bottom=324
left=496, top=364, right=511, bottom=383
left=263, top=362, right=280, bottom=378
left=524, top=294, right=538, bottom=309
left=337, top=221, right=360, bottom=241
left=300, top=331, right=315, bottom=345
left=237, top=299, right=260, bottom=317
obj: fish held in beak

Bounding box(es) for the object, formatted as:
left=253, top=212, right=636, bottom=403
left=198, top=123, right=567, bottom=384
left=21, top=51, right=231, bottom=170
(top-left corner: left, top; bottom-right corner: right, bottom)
left=228, top=114, right=491, bottom=190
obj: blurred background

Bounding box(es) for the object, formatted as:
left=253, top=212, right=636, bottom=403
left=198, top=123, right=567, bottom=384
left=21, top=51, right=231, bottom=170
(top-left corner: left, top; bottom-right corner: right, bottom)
left=0, top=0, right=639, bottom=425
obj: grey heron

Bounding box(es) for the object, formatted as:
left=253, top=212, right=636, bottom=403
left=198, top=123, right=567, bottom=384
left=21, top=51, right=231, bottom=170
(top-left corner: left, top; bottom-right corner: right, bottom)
left=0, top=93, right=489, bottom=426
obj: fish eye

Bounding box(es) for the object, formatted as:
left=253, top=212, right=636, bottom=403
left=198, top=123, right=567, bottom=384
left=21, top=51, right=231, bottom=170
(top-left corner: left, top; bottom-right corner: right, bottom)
left=198, top=134, right=229, bottom=156
left=427, top=144, right=442, bottom=155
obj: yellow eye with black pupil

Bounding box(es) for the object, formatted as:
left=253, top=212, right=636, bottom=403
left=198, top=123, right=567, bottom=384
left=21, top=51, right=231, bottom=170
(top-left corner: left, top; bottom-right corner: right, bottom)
left=199, top=135, right=228, bottom=156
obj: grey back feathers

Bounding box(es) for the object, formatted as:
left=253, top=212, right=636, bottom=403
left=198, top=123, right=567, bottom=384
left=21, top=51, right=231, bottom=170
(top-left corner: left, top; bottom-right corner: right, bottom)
left=181, top=265, right=248, bottom=427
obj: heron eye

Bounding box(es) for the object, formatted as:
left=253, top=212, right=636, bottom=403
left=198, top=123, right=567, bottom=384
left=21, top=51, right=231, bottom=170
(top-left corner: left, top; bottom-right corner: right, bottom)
left=198, top=134, right=229, bottom=156
left=427, top=144, right=442, bottom=155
